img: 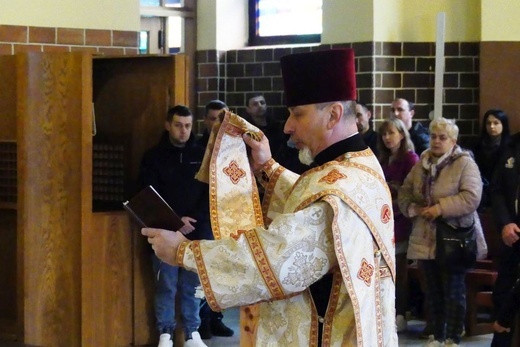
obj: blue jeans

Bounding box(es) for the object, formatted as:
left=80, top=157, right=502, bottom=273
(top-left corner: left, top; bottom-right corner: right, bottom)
left=152, top=253, right=201, bottom=336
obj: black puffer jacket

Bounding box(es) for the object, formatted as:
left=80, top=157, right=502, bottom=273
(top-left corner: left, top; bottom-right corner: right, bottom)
left=138, top=131, right=212, bottom=240
left=491, top=133, right=520, bottom=230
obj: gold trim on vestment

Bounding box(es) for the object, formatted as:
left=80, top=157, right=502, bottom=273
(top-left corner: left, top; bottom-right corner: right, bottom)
left=208, top=124, right=225, bottom=240
left=324, top=196, right=364, bottom=344
left=321, top=268, right=342, bottom=347
left=244, top=230, right=286, bottom=299
left=261, top=164, right=284, bottom=226
left=177, top=241, right=190, bottom=267
left=374, top=249, right=384, bottom=346
left=309, top=296, right=319, bottom=347
left=191, top=240, right=221, bottom=312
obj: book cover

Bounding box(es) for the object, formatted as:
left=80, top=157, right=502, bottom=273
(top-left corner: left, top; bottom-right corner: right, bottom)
left=123, top=185, right=184, bottom=231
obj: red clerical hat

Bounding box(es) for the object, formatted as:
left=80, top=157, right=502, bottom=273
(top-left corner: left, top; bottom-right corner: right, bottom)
left=280, top=49, right=357, bottom=107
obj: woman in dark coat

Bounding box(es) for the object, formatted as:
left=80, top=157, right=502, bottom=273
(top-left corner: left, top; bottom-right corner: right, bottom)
left=472, top=109, right=510, bottom=211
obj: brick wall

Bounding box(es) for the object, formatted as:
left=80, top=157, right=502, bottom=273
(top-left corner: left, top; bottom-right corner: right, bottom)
left=0, top=24, right=139, bottom=55
left=195, top=42, right=480, bottom=142
left=364, top=41, right=480, bottom=142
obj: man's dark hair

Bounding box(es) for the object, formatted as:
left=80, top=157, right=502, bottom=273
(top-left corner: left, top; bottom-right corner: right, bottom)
left=357, top=101, right=370, bottom=113
left=166, top=105, right=192, bottom=122
left=205, top=100, right=227, bottom=116
left=394, top=98, right=415, bottom=112
left=246, top=93, right=264, bottom=106
left=357, top=101, right=373, bottom=126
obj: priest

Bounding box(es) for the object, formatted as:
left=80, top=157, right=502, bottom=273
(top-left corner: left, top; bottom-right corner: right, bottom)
left=143, top=49, right=397, bottom=346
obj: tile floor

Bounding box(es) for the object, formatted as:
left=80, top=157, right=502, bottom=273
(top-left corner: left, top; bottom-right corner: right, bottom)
left=202, top=307, right=493, bottom=347
left=0, top=307, right=493, bottom=346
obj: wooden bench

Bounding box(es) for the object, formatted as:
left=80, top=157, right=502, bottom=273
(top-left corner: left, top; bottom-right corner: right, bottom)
left=465, top=270, right=497, bottom=335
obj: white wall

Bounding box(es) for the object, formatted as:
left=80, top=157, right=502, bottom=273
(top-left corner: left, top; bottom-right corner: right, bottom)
left=197, top=0, right=218, bottom=50
left=216, top=0, right=248, bottom=50
left=322, top=0, right=374, bottom=44
left=0, top=0, right=140, bottom=31
left=197, top=0, right=247, bottom=51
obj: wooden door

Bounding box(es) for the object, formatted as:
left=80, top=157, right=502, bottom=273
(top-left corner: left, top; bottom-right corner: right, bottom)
left=16, top=52, right=92, bottom=347
left=92, top=54, right=190, bottom=345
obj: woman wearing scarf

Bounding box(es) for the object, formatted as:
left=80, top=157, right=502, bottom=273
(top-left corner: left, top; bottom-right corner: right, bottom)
left=398, top=117, right=483, bottom=347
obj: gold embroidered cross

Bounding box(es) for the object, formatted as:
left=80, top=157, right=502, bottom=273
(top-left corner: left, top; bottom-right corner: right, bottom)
left=319, top=169, right=346, bottom=184
left=357, top=258, right=374, bottom=286
left=223, top=160, right=246, bottom=184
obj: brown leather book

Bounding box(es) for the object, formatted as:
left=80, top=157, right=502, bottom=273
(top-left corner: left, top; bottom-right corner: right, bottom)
left=123, top=185, right=184, bottom=231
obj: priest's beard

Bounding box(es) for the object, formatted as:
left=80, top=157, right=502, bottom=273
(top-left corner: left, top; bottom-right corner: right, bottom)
left=298, top=146, right=314, bottom=165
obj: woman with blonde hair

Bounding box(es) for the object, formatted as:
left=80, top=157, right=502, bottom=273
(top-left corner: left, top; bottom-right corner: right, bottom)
left=398, top=117, right=483, bottom=347
left=378, top=118, right=419, bottom=333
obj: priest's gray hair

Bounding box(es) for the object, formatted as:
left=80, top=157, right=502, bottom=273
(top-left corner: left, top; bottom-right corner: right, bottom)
left=316, top=100, right=356, bottom=120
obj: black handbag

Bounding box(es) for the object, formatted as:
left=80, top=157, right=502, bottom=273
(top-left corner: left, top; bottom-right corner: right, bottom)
left=435, top=218, right=477, bottom=271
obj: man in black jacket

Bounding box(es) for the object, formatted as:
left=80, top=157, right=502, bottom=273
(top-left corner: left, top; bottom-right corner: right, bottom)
left=490, top=132, right=520, bottom=347
left=139, top=105, right=211, bottom=347
left=198, top=100, right=228, bottom=148
left=356, top=102, right=378, bottom=156
left=243, top=94, right=283, bottom=154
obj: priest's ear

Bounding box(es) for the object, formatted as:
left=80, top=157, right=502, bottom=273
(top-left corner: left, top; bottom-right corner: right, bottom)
left=327, top=102, right=344, bottom=129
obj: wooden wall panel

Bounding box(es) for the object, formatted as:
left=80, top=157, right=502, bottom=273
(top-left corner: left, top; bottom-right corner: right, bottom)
left=173, top=54, right=188, bottom=107
left=17, top=52, right=89, bottom=347
left=480, top=42, right=520, bottom=133
left=0, top=55, right=17, bottom=141
left=1, top=52, right=189, bottom=346
left=87, top=212, right=133, bottom=346
left=132, top=223, right=156, bottom=345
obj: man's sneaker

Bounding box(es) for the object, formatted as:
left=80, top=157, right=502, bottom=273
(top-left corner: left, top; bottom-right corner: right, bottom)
left=211, top=319, right=234, bottom=337
left=396, top=314, right=407, bottom=333
left=158, top=333, right=173, bottom=347
left=425, top=335, right=443, bottom=347
left=184, top=331, right=208, bottom=347
left=444, top=338, right=460, bottom=347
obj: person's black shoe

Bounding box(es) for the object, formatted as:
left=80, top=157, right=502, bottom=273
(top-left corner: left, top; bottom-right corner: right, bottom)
left=419, top=325, right=433, bottom=339
left=210, top=319, right=234, bottom=337
left=198, top=319, right=213, bottom=340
